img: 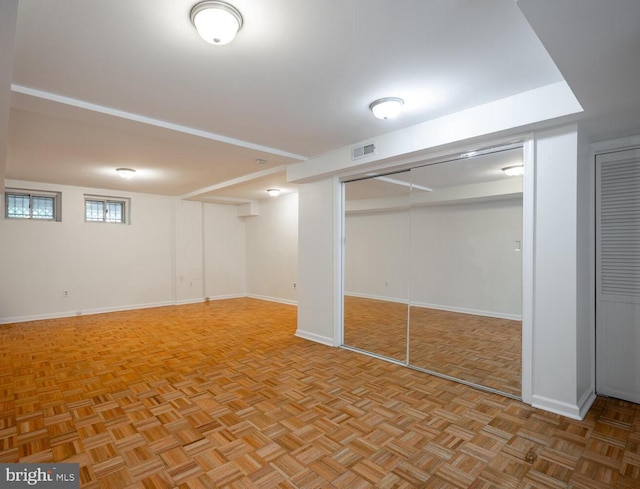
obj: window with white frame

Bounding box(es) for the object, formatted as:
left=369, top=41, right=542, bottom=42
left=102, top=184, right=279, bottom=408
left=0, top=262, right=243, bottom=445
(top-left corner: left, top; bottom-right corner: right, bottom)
left=84, top=195, right=130, bottom=224
left=4, top=189, right=62, bottom=221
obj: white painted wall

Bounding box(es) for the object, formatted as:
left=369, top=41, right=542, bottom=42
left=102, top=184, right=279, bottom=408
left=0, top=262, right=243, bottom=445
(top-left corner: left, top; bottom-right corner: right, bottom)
left=203, top=203, right=246, bottom=299
left=532, top=126, right=577, bottom=410
left=0, top=180, right=174, bottom=321
left=245, top=193, right=298, bottom=304
left=0, top=180, right=302, bottom=322
left=531, top=125, right=595, bottom=419
left=174, top=199, right=204, bottom=303
left=576, top=130, right=594, bottom=405
left=296, top=178, right=339, bottom=346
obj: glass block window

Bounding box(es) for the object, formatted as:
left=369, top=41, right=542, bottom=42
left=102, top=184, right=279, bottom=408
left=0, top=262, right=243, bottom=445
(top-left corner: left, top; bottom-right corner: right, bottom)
left=5, top=189, right=60, bottom=221
left=85, top=196, right=129, bottom=223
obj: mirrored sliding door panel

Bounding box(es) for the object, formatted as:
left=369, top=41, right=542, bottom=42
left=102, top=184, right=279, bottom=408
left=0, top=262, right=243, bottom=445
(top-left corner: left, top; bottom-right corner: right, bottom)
left=342, top=173, right=410, bottom=362
left=408, top=150, right=523, bottom=397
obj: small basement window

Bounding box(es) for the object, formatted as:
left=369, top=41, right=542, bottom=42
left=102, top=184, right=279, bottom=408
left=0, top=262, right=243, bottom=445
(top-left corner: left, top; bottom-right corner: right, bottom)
left=84, top=195, right=130, bottom=224
left=4, top=189, right=61, bottom=221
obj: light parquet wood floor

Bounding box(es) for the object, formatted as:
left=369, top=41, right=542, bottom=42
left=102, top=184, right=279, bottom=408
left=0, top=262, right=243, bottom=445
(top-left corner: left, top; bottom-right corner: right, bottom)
left=344, top=297, right=521, bottom=397
left=1, top=298, right=639, bottom=488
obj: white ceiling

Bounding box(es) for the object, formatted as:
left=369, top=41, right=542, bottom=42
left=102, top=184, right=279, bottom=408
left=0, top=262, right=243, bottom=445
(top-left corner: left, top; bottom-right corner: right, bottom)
left=3, top=0, right=640, bottom=203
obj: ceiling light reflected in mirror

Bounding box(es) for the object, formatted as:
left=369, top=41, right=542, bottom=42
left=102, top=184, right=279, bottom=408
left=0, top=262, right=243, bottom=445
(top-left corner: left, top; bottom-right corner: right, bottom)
left=502, top=165, right=524, bottom=177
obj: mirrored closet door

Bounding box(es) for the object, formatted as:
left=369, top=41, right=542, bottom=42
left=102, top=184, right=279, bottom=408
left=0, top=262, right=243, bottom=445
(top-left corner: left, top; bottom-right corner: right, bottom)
left=408, top=150, right=523, bottom=397
left=342, top=173, right=410, bottom=362
left=342, top=147, right=524, bottom=398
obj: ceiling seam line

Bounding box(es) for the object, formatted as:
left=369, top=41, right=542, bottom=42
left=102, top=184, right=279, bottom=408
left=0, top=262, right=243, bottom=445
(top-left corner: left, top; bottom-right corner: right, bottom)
left=179, top=164, right=289, bottom=200
left=11, top=84, right=309, bottom=161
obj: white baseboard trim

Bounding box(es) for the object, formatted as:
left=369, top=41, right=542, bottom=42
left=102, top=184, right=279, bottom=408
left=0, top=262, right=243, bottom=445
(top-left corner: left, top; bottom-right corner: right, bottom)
left=1, top=310, right=80, bottom=324
left=204, top=293, right=246, bottom=301
left=411, top=301, right=522, bottom=321
left=246, top=294, right=297, bottom=306
left=174, top=298, right=206, bottom=305
left=295, top=329, right=335, bottom=347
left=0, top=295, right=298, bottom=325
left=344, top=293, right=521, bottom=321
left=577, top=388, right=598, bottom=419
left=531, top=388, right=597, bottom=420
left=344, top=292, right=408, bottom=304
left=0, top=300, right=175, bottom=325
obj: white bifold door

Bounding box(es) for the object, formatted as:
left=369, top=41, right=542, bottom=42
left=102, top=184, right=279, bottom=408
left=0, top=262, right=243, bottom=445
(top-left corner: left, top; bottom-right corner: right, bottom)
left=596, top=148, right=640, bottom=404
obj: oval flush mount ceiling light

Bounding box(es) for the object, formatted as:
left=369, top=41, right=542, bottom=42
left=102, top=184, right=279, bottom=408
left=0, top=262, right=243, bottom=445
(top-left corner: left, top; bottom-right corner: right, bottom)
left=267, top=188, right=280, bottom=197
left=502, top=165, right=524, bottom=177
left=116, top=168, right=136, bottom=179
left=190, top=1, right=243, bottom=45
left=369, top=97, right=404, bottom=120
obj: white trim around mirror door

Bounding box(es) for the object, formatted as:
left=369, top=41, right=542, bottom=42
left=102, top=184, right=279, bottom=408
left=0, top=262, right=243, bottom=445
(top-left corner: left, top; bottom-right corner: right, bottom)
left=521, top=134, right=535, bottom=405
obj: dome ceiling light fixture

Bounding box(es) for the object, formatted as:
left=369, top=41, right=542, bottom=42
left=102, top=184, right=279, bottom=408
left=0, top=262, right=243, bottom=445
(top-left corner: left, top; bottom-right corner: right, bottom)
left=116, top=168, right=136, bottom=179
left=502, top=165, right=524, bottom=177
left=369, top=97, right=404, bottom=120
left=190, top=1, right=243, bottom=45
left=267, top=188, right=280, bottom=197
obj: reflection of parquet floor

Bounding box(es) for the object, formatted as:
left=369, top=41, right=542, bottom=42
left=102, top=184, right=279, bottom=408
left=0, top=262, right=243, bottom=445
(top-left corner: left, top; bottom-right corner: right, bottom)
left=344, top=297, right=521, bottom=397
left=343, top=298, right=409, bottom=362
left=1, top=298, right=639, bottom=488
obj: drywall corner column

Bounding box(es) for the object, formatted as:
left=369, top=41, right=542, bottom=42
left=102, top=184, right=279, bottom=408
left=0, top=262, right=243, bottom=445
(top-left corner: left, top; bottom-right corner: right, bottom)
left=576, top=129, right=596, bottom=412
left=296, top=177, right=340, bottom=346
left=532, top=124, right=595, bottom=419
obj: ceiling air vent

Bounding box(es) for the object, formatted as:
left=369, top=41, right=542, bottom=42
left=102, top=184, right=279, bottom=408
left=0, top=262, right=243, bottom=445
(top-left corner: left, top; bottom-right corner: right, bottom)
left=351, top=143, right=376, bottom=160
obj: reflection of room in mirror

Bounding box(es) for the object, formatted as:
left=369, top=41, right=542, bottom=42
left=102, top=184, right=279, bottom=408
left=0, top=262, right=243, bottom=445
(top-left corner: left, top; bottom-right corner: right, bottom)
left=343, top=297, right=521, bottom=397
left=342, top=145, right=524, bottom=399
left=408, top=306, right=521, bottom=397
left=343, top=297, right=408, bottom=362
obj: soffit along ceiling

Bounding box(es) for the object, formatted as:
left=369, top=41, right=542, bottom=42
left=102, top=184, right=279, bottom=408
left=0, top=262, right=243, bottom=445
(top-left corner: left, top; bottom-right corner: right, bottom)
left=345, top=148, right=524, bottom=202
left=517, top=0, right=640, bottom=143
left=4, top=0, right=634, bottom=202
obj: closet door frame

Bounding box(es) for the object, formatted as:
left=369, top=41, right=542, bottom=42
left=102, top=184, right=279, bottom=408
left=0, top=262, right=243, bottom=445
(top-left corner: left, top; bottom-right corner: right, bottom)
left=338, top=135, right=535, bottom=403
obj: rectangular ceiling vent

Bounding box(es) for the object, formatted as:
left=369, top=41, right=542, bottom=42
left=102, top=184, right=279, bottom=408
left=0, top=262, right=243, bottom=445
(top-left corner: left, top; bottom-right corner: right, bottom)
left=351, top=142, right=376, bottom=160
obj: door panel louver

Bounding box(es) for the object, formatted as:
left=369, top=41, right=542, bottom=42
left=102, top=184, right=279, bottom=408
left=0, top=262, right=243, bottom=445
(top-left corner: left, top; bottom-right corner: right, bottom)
left=600, top=155, right=640, bottom=298
left=596, top=147, right=640, bottom=404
